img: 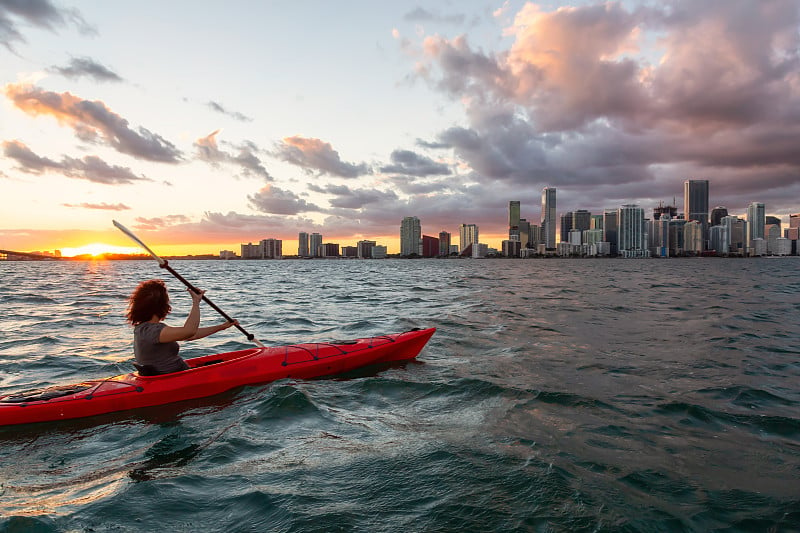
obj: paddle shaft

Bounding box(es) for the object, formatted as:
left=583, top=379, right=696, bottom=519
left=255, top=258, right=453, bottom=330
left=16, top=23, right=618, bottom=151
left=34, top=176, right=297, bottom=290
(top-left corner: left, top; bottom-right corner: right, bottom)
left=158, top=260, right=259, bottom=344
left=113, top=220, right=264, bottom=347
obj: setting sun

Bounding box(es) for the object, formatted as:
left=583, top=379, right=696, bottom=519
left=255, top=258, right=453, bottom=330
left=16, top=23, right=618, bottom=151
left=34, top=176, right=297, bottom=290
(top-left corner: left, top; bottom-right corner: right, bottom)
left=59, top=243, right=142, bottom=257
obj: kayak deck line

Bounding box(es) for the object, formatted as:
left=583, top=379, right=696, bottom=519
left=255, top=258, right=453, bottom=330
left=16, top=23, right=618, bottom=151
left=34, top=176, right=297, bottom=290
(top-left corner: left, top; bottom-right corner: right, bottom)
left=0, top=327, right=436, bottom=427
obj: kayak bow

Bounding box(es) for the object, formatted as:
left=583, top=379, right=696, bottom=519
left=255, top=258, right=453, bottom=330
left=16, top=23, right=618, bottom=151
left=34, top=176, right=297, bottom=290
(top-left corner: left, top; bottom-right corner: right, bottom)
left=0, top=328, right=435, bottom=427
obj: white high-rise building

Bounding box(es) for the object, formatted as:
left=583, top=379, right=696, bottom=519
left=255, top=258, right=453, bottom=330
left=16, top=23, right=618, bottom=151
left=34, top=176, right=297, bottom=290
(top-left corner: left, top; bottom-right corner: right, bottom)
left=541, top=187, right=556, bottom=249
left=618, top=204, right=650, bottom=258
left=400, top=216, right=422, bottom=256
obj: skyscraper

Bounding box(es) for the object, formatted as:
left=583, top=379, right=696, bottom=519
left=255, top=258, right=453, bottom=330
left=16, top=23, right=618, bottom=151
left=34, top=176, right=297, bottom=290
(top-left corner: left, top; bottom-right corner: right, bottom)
left=618, top=204, right=650, bottom=258
left=357, top=240, right=376, bottom=259
left=710, top=206, right=729, bottom=227
left=572, top=210, right=591, bottom=243
left=684, top=179, right=709, bottom=247
left=603, top=209, right=618, bottom=253
left=747, top=202, right=766, bottom=242
left=422, top=235, right=439, bottom=258
left=310, top=232, right=323, bottom=258
left=400, top=216, right=422, bottom=256
left=438, top=231, right=451, bottom=256
left=260, top=238, right=282, bottom=259
left=509, top=201, right=521, bottom=242
left=541, top=187, right=556, bottom=249
left=459, top=223, right=479, bottom=253
left=722, top=216, right=747, bottom=256
left=298, top=232, right=309, bottom=257
left=509, top=201, right=521, bottom=228
left=559, top=212, right=573, bottom=244
left=518, top=219, right=531, bottom=248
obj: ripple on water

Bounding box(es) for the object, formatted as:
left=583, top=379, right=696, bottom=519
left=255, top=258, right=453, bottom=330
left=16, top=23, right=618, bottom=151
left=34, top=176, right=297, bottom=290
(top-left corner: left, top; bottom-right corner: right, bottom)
left=0, top=259, right=799, bottom=531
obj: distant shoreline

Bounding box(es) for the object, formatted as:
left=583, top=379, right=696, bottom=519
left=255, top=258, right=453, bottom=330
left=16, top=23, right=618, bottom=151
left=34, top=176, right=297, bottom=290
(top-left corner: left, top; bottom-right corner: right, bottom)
left=2, top=252, right=797, bottom=262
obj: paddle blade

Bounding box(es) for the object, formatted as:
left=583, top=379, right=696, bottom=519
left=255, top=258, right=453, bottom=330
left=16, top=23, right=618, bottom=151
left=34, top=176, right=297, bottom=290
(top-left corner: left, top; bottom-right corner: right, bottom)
left=113, top=220, right=166, bottom=265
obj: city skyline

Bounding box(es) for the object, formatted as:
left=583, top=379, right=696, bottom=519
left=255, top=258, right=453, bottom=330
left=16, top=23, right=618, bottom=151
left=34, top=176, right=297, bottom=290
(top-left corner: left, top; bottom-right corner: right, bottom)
left=2, top=2, right=800, bottom=256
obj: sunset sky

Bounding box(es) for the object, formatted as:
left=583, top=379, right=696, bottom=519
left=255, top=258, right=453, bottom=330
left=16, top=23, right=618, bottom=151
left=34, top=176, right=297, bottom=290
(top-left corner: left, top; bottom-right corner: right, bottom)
left=2, top=1, right=799, bottom=256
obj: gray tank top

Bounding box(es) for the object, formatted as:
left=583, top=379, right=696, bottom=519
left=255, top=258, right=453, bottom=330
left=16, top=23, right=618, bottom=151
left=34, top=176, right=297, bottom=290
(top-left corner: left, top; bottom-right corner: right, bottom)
left=133, top=322, right=188, bottom=374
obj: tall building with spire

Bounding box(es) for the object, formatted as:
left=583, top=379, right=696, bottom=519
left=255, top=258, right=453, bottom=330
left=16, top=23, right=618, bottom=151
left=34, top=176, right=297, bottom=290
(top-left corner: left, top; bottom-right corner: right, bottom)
left=541, top=187, right=556, bottom=248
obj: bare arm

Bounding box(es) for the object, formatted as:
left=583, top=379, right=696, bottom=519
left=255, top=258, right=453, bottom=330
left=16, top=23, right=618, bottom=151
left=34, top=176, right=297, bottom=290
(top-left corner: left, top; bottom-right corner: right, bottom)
left=186, top=320, right=237, bottom=341
left=158, top=289, right=203, bottom=343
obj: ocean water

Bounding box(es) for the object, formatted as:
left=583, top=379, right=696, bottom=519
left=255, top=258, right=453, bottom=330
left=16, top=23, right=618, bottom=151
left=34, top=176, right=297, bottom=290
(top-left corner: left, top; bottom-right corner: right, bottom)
left=0, top=258, right=798, bottom=532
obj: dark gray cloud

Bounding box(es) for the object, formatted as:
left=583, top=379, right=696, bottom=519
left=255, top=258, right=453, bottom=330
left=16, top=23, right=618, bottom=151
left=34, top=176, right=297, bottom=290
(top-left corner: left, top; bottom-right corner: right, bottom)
left=307, top=183, right=399, bottom=209
left=2, top=140, right=150, bottom=184
left=4, top=83, right=182, bottom=163
left=275, top=136, right=370, bottom=178
left=379, top=149, right=451, bottom=177
left=0, top=0, right=95, bottom=51
left=248, top=185, right=320, bottom=215
left=195, top=130, right=272, bottom=180
left=49, top=57, right=123, bottom=82
left=206, top=101, right=252, bottom=122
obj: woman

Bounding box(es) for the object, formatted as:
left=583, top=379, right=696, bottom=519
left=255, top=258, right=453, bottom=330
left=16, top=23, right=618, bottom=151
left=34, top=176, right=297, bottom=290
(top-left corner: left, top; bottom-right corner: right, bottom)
left=126, top=279, right=236, bottom=375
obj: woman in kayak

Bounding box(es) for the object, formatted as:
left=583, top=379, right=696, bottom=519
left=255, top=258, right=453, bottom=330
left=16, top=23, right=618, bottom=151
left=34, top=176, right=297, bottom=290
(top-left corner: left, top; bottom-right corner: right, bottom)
left=126, top=279, right=236, bottom=375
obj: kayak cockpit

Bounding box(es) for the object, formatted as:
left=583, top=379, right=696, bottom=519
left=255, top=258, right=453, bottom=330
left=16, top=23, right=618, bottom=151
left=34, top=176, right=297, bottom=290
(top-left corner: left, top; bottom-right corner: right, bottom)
left=132, top=347, right=264, bottom=377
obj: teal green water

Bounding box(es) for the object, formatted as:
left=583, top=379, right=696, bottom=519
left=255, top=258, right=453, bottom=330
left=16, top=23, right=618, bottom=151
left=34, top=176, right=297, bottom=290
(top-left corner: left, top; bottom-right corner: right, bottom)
left=1, top=259, right=799, bottom=531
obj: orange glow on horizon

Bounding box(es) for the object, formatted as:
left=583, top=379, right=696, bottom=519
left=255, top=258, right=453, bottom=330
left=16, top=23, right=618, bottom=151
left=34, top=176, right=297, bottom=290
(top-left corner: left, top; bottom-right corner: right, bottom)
left=34, top=232, right=509, bottom=258
left=59, top=243, right=142, bottom=257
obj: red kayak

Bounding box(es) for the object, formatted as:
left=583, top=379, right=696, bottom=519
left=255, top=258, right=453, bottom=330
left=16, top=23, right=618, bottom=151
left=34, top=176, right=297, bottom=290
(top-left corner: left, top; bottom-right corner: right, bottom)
left=0, top=328, right=435, bottom=427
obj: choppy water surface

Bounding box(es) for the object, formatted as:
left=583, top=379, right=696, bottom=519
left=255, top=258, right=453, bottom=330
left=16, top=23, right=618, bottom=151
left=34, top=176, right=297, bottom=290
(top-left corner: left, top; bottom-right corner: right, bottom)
left=0, top=258, right=798, bottom=532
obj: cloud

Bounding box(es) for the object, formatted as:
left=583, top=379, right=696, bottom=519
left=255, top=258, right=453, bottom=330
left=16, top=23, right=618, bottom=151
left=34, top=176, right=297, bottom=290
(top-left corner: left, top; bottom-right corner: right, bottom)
left=3, top=83, right=182, bottom=163
left=49, top=57, right=123, bottom=82
left=206, top=101, right=252, bottom=122
left=404, top=0, right=800, bottom=218
left=2, top=140, right=150, bottom=184
left=379, top=149, right=452, bottom=176
left=248, top=185, right=320, bottom=215
left=199, top=211, right=320, bottom=235
left=275, top=136, right=370, bottom=178
left=133, top=215, right=191, bottom=231
left=307, top=183, right=399, bottom=209
left=62, top=202, right=130, bottom=211
left=404, top=7, right=466, bottom=26
left=0, top=0, right=95, bottom=51
left=195, top=129, right=272, bottom=180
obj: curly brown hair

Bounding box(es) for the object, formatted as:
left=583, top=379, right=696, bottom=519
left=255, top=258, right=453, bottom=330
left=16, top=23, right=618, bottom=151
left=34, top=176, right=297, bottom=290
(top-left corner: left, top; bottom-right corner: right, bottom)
left=126, top=279, right=172, bottom=325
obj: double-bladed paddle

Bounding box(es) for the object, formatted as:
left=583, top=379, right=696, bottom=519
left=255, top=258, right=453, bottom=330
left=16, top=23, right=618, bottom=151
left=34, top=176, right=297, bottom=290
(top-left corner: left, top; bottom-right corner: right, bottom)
left=113, top=219, right=265, bottom=347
